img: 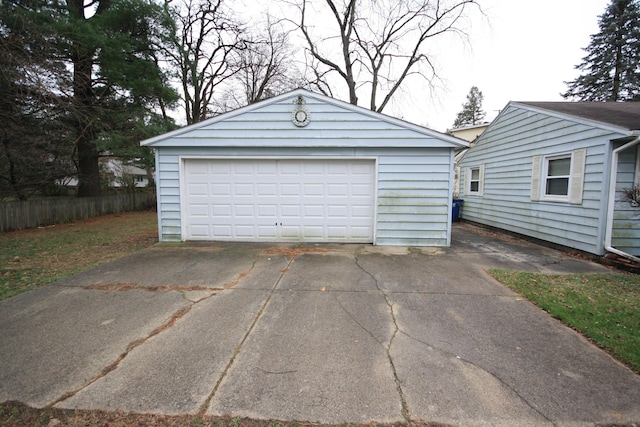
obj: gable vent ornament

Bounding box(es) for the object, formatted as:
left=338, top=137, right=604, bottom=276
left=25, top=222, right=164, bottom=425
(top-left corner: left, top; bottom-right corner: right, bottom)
left=292, top=95, right=311, bottom=127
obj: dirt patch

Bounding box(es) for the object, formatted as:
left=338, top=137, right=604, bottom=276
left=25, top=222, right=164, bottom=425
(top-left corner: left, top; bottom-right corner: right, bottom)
left=0, top=401, right=448, bottom=427
left=260, top=247, right=331, bottom=259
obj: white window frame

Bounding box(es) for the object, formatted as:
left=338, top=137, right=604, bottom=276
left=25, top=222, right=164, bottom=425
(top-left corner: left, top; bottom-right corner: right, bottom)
left=541, top=153, right=572, bottom=202
left=531, top=149, right=586, bottom=204
left=465, top=165, right=484, bottom=196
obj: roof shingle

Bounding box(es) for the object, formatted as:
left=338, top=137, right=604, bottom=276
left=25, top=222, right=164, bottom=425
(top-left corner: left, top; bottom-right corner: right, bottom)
left=516, top=101, right=640, bottom=131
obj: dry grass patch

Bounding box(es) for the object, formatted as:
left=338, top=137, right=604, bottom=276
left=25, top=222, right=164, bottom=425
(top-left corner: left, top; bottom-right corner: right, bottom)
left=0, top=211, right=158, bottom=300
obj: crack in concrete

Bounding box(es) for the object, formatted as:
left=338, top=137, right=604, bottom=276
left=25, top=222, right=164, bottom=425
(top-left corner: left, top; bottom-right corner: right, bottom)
left=50, top=253, right=264, bottom=408
left=351, top=252, right=551, bottom=424
left=354, top=252, right=410, bottom=423
left=84, top=284, right=223, bottom=292
left=47, top=305, right=194, bottom=408
left=197, top=256, right=295, bottom=416
left=397, top=327, right=553, bottom=423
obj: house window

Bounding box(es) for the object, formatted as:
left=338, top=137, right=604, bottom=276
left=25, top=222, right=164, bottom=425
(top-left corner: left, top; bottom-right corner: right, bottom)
left=135, top=175, right=145, bottom=183
left=470, top=168, right=480, bottom=192
left=531, top=149, right=586, bottom=204
left=544, top=155, right=571, bottom=197
left=466, top=165, right=484, bottom=196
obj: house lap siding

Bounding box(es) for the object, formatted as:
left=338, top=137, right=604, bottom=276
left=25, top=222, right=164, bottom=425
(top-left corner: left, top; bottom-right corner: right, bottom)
left=458, top=105, right=625, bottom=255
left=152, top=93, right=457, bottom=246
left=612, top=146, right=640, bottom=255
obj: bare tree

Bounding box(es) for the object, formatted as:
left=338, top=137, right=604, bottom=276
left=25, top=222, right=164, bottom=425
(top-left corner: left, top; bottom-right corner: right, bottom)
left=164, top=0, right=246, bottom=124
left=290, top=0, right=481, bottom=113
left=215, top=15, right=303, bottom=111
left=240, top=17, right=302, bottom=104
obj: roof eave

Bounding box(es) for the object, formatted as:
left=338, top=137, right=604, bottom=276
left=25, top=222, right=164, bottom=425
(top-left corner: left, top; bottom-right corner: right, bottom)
left=509, top=101, right=637, bottom=135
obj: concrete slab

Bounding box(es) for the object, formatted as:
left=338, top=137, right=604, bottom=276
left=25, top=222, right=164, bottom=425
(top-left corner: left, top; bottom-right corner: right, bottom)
left=1, top=224, right=638, bottom=427
left=58, top=244, right=263, bottom=289
left=451, top=223, right=611, bottom=274
left=389, top=292, right=640, bottom=425
left=208, top=290, right=402, bottom=423
left=58, top=288, right=271, bottom=414
left=0, top=285, right=189, bottom=407
left=355, top=251, right=514, bottom=295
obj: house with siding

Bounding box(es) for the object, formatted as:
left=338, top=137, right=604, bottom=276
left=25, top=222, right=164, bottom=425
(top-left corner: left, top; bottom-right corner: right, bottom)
left=458, top=101, right=640, bottom=262
left=142, top=88, right=467, bottom=246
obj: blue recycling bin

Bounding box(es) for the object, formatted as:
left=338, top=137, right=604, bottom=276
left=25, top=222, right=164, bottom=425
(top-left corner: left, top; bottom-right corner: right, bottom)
left=452, top=199, right=464, bottom=222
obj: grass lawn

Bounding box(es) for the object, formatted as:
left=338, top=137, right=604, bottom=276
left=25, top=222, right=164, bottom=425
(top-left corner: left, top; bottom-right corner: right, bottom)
left=0, top=211, right=158, bottom=301
left=489, top=269, right=640, bottom=373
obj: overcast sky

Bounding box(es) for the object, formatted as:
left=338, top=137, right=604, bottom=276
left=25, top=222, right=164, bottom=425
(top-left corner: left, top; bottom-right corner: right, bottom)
left=399, top=0, right=611, bottom=132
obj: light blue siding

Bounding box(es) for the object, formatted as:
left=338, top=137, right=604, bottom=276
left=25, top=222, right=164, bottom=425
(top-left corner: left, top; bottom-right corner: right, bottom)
left=612, top=147, right=640, bottom=255
left=146, top=90, right=462, bottom=245
left=458, top=104, right=627, bottom=255
left=154, top=147, right=452, bottom=245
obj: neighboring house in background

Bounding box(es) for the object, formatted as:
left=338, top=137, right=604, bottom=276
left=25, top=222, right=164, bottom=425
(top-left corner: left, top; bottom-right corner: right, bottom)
left=101, top=158, right=152, bottom=188
left=458, top=101, right=640, bottom=262
left=142, top=88, right=468, bottom=245
left=447, top=123, right=490, bottom=143
left=447, top=123, right=491, bottom=197
left=62, top=158, right=152, bottom=189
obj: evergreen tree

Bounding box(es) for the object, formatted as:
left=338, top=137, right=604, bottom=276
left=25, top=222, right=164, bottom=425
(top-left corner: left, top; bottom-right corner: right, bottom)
left=563, top=0, right=640, bottom=101
left=1, top=0, right=178, bottom=199
left=452, top=86, right=486, bottom=128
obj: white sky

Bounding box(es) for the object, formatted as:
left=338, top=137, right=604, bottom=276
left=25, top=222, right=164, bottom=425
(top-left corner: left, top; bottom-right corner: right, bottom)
left=237, top=0, right=610, bottom=133
left=400, top=0, right=610, bottom=132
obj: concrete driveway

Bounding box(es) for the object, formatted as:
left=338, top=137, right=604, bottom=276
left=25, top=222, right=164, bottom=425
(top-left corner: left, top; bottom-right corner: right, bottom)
left=1, top=223, right=639, bottom=426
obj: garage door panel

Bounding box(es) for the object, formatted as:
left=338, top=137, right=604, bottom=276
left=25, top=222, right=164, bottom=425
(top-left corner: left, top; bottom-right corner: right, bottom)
left=184, top=159, right=374, bottom=242
left=280, top=205, right=301, bottom=217
left=328, top=184, right=348, bottom=196
left=304, top=205, right=324, bottom=217
left=352, top=183, right=373, bottom=196
left=303, top=226, right=324, bottom=238
left=257, top=183, right=277, bottom=196
left=189, top=204, right=209, bottom=216
left=257, top=226, right=278, bottom=238
left=280, top=184, right=300, bottom=196
left=328, top=205, right=347, bottom=217
left=212, top=183, right=231, bottom=196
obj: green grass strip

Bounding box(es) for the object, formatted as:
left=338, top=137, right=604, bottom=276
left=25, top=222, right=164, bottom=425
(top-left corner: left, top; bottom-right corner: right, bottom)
left=489, top=269, right=640, bottom=373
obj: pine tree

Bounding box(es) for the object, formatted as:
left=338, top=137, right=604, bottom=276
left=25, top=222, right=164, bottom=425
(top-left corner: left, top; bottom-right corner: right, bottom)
left=452, top=86, right=486, bottom=128
left=562, top=0, right=640, bottom=101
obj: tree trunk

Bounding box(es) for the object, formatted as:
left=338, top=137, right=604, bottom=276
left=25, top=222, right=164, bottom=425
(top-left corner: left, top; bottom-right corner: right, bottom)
left=76, top=139, right=101, bottom=197
left=68, top=0, right=108, bottom=197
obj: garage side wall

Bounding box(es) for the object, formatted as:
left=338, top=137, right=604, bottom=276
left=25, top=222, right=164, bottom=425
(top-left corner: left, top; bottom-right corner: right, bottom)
left=155, top=147, right=453, bottom=246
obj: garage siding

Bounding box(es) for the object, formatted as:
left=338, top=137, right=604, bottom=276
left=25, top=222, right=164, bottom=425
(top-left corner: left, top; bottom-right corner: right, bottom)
left=146, top=89, right=463, bottom=246
left=375, top=149, right=452, bottom=246
left=155, top=147, right=453, bottom=245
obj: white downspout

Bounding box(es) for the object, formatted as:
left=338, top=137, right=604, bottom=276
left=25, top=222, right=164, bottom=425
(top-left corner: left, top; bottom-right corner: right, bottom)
left=605, top=135, right=640, bottom=264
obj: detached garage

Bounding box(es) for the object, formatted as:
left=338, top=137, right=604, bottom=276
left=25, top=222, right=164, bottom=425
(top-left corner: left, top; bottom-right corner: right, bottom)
left=142, top=89, right=467, bottom=246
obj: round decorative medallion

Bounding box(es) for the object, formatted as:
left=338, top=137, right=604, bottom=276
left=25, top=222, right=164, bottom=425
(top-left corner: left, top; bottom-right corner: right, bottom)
left=292, top=107, right=311, bottom=127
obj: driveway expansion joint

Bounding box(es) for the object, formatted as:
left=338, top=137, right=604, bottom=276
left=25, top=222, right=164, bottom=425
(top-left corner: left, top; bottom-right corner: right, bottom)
left=197, top=255, right=295, bottom=416
left=47, top=303, right=197, bottom=408
left=48, top=253, right=267, bottom=409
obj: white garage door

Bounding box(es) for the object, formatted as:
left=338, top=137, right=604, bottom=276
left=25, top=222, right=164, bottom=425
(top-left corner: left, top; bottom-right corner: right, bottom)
left=183, top=159, right=375, bottom=242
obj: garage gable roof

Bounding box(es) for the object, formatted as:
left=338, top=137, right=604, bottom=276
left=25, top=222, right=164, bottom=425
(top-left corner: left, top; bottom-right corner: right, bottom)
left=142, top=88, right=467, bottom=149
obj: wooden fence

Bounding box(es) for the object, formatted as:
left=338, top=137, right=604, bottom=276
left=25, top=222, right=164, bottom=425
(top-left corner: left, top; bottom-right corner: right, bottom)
left=0, top=191, right=156, bottom=232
